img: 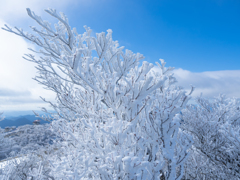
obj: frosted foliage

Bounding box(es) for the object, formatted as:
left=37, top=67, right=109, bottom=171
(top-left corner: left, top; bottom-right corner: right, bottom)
left=1, top=8, right=193, bottom=179
left=182, top=95, right=240, bottom=179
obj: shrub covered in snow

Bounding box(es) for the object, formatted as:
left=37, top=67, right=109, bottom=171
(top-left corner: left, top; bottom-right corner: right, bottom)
left=182, top=95, right=240, bottom=179
left=1, top=8, right=194, bottom=179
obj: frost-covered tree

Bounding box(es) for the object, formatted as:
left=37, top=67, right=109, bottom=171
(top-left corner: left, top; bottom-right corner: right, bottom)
left=0, top=127, right=17, bottom=161
left=182, top=95, right=240, bottom=179
left=2, top=8, right=193, bottom=179
left=0, top=123, right=59, bottom=160
left=0, top=115, right=12, bottom=161
left=0, top=124, right=61, bottom=180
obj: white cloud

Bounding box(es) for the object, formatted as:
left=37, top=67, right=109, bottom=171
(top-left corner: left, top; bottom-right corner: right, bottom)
left=0, top=19, right=55, bottom=111
left=174, top=68, right=240, bottom=98
left=0, top=0, right=82, bottom=111
left=0, top=88, right=31, bottom=97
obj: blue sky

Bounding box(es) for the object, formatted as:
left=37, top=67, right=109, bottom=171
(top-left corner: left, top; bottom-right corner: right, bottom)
left=0, top=0, right=240, bottom=111
left=65, top=0, right=240, bottom=72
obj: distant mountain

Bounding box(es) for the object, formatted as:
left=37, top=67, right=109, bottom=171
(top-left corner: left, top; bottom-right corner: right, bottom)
left=0, top=115, right=50, bottom=129
left=0, top=118, right=32, bottom=128
left=3, top=110, right=41, bottom=118
left=3, top=110, right=56, bottom=118
left=8, top=115, right=40, bottom=122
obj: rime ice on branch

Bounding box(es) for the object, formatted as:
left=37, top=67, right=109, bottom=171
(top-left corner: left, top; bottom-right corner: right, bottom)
left=2, top=8, right=193, bottom=179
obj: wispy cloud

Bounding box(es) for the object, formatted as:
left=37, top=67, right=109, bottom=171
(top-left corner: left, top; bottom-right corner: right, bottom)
left=0, top=88, right=31, bottom=97
left=174, top=68, right=240, bottom=98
